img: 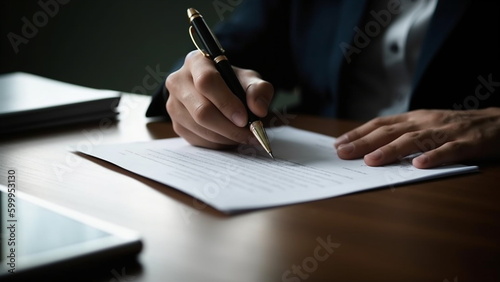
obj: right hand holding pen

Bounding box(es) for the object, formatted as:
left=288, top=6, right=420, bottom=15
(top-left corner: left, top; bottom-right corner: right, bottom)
left=165, top=50, right=274, bottom=149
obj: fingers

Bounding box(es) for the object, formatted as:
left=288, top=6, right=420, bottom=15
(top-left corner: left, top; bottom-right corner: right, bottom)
left=334, top=108, right=500, bottom=168
left=173, top=122, right=237, bottom=150
left=363, top=129, right=443, bottom=166
left=334, top=111, right=454, bottom=167
left=336, top=120, right=417, bottom=160
left=334, top=115, right=408, bottom=148
left=167, top=95, right=247, bottom=146
left=166, top=50, right=270, bottom=149
left=187, top=53, right=273, bottom=126
left=189, top=54, right=248, bottom=127
left=412, top=141, right=476, bottom=169
left=336, top=121, right=451, bottom=167
left=166, top=73, right=253, bottom=145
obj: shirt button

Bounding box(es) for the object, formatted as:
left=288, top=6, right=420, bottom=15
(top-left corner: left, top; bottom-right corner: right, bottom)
left=390, top=43, right=399, bottom=53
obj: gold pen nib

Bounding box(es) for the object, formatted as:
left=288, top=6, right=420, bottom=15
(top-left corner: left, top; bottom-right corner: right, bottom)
left=249, top=121, right=274, bottom=159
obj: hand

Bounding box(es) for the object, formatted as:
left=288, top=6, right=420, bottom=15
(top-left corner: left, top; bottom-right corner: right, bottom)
left=334, top=108, right=500, bottom=168
left=165, top=50, right=274, bottom=149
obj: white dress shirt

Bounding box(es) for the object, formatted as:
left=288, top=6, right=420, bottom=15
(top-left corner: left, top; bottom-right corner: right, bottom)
left=339, top=0, right=438, bottom=121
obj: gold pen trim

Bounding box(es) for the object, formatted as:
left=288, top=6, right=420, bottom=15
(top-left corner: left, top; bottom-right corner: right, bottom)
left=214, top=55, right=228, bottom=64
left=187, top=8, right=201, bottom=22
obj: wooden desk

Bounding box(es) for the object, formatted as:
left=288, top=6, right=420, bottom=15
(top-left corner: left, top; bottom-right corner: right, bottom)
left=1, top=94, right=499, bottom=282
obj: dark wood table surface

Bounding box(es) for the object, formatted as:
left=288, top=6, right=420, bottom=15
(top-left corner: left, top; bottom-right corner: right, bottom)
left=1, top=94, right=499, bottom=282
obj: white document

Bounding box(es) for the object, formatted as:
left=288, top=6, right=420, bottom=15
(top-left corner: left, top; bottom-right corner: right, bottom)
left=81, top=126, right=478, bottom=213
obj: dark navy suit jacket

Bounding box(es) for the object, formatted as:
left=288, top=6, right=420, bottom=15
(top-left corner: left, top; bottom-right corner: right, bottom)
left=146, top=0, right=499, bottom=119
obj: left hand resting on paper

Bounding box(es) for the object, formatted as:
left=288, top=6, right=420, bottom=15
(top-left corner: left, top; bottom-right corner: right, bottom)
left=334, top=108, right=500, bottom=168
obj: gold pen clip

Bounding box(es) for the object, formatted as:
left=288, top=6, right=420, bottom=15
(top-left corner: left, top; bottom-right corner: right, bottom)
left=189, top=26, right=210, bottom=58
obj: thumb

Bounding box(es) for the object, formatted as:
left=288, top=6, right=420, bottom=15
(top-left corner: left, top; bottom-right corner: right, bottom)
left=235, top=69, right=274, bottom=117
left=246, top=81, right=274, bottom=117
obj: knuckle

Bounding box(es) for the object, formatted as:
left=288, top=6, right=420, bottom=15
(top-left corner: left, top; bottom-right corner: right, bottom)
left=257, top=81, right=274, bottom=97
left=442, top=141, right=466, bottom=155
left=165, top=96, right=177, bottom=116
left=171, top=122, right=183, bottom=136
left=402, top=130, right=432, bottom=148
left=413, top=109, right=428, bottom=115
left=470, top=129, right=485, bottom=142
left=217, top=99, right=234, bottom=112
left=385, top=142, right=400, bottom=152
left=370, top=117, right=387, bottom=127
left=402, top=131, right=423, bottom=141
left=172, top=122, right=192, bottom=141
left=238, top=68, right=259, bottom=78
left=343, top=132, right=358, bottom=142
left=448, top=141, right=464, bottom=150
left=165, top=72, right=177, bottom=92
left=411, top=109, right=430, bottom=117
left=194, top=69, right=220, bottom=91
left=406, top=109, right=429, bottom=122
left=185, top=50, right=201, bottom=64
left=443, top=122, right=466, bottom=135
left=192, top=103, right=214, bottom=123
left=379, top=124, right=397, bottom=135
left=354, top=137, right=372, bottom=149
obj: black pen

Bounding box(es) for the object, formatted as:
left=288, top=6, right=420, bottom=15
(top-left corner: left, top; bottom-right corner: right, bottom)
left=187, top=8, right=274, bottom=159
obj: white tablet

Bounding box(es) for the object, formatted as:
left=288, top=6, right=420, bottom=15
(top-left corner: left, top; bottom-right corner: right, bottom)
left=0, top=185, right=142, bottom=280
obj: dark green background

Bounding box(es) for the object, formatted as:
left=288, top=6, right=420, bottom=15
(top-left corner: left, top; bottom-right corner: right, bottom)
left=0, top=0, right=235, bottom=95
